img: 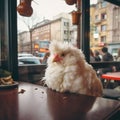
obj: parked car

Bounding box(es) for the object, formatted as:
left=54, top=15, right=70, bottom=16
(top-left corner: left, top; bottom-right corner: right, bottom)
left=18, top=53, right=33, bottom=57
left=18, top=56, right=41, bottom=65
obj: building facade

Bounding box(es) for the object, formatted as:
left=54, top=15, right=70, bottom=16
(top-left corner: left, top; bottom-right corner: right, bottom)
left=18, top=13, right=77, bottom=54
left=90, top=0, right=120, bottom=55
left=18, top=31, right=30, bottom=53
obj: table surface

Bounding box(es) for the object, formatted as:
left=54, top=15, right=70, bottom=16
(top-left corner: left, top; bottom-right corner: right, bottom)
left=102, top=72, right=120, bottom=80
left=0, top=82, right=120, bottom=120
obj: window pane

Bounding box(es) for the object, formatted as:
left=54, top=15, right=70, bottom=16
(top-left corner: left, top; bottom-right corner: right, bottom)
left=17, top=0, right=77, bottom=82
left=101, top=24, right=107, bottom=31
left=17, top=0, right=76, bottom=59
left=101, top=13, right=107, bottom=20
left=90, top=0, right=120, bottom=62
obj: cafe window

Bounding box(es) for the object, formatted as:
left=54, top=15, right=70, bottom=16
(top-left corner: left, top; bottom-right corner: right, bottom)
left=90, top=0, right=120, bottom=67
left=17, top=0, right=76, bottom=82
left=0, top=0, right=120, bottom=82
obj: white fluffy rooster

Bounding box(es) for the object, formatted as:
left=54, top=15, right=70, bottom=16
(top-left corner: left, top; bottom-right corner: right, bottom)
left=43, top=41, right=103, bottom=97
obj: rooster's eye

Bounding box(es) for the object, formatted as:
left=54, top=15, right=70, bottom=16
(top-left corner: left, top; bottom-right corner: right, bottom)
left=61, top=53, right=65, bottom=57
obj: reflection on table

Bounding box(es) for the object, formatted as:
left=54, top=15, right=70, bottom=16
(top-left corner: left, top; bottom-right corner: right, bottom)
left=0, top=82, right=120, bottom=120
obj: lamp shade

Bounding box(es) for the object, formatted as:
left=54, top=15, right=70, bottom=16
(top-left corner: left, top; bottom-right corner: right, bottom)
left=72, top=11, right=81, bottom=25
left=65, top=0, right=77, bottom=5
left=17, top=0, right=33, bottom=17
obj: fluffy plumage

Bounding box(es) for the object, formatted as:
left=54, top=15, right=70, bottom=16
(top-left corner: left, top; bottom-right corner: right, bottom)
left=43, top=41, right=103, bottom=97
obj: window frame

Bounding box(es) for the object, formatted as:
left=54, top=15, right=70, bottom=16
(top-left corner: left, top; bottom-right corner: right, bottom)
left=0, top=0, right=18, bottom=80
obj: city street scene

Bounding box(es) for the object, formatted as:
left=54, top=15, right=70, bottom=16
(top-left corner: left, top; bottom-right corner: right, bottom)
left=17, top=0, right=120, bottom=90
left=0, top=0, right=120, bottom=120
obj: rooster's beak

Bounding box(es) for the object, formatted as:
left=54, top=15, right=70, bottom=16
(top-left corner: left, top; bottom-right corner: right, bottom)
left=53, top=54, right=62, bottom=62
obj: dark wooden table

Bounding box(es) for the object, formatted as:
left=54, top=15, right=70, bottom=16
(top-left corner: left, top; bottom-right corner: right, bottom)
left=0, top=82, right=120, bottom=120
